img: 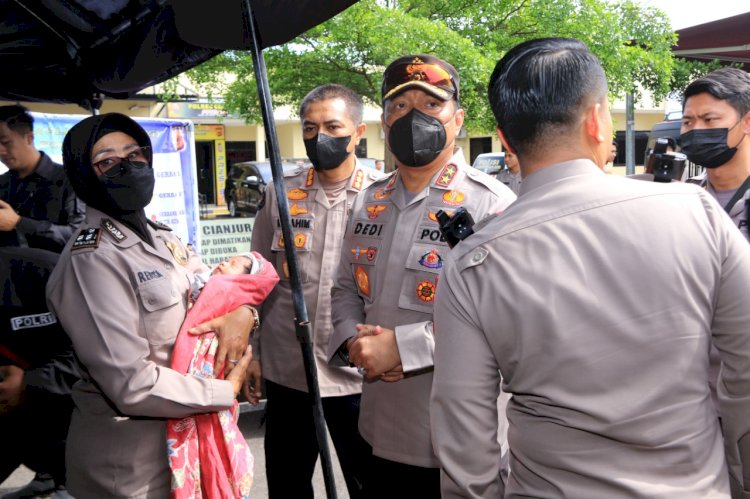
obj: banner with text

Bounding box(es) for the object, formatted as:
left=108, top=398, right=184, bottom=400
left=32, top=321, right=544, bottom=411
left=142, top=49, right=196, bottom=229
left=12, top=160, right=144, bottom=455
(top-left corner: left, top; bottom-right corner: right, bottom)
left=198, top=217, right=255, bottom=267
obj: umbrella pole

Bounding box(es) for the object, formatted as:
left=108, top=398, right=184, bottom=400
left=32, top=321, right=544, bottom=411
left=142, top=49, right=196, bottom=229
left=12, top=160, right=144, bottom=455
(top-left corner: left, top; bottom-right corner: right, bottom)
left=243, top=2, right=339, bottom=499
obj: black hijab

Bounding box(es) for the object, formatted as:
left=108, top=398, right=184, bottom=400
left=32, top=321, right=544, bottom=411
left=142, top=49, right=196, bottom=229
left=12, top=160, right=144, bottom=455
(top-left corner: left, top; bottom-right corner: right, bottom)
left=63, top=113, right=155, bottom=245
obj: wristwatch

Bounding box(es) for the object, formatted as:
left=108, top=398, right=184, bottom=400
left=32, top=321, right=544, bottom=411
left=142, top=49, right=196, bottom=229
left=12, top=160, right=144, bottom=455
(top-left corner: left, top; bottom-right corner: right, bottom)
left=246, top=305, right=260, bottom=335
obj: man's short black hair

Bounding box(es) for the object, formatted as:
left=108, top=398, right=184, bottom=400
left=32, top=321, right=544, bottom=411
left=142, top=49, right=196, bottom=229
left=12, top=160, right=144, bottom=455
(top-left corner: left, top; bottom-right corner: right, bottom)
left=300, top=84, right=364, bottom=126
left=683, top=68, right=750, bottom=118
left=487, top=38, right=607, bottom=157
left=0, top=105, right=34, bottom=135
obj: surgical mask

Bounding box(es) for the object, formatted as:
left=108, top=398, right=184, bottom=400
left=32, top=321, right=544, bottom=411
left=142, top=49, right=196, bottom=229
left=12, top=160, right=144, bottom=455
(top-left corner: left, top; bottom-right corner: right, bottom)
left=304, top=133, right=352, bottom=171
left=99, top=161, right=155, bottom=212
left=387, top=108, right=448, bottom=167
left=680, top=123, right=744, bottom=168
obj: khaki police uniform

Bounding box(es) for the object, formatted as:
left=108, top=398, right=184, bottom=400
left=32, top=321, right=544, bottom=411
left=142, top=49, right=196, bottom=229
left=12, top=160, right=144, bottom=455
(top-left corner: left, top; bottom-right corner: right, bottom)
left=46, top=207, right=235, bottom=499
left=691, top=174, right=750, bottom=242
left=327, top=150, right=516, bottom=468
left=251, top=163, right=381, bottom=396
left=431, top=159, right=750, bottom=498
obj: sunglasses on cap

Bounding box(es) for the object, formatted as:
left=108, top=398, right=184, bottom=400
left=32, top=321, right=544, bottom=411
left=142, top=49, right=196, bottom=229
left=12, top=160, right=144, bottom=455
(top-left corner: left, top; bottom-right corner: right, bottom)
left=382, top=59, right=457, bottom=101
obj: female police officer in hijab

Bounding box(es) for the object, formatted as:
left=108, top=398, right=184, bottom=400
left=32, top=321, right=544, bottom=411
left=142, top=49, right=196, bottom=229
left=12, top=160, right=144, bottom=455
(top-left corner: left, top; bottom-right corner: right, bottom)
left=46, top=113, right=255, bottom=499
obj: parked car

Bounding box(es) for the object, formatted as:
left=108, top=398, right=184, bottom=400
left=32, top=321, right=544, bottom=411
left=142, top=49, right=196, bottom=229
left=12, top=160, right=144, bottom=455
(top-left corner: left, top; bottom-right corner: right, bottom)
left=225, top=161, right=299, bottom=216
left=471, top=152, right=506, bottom=177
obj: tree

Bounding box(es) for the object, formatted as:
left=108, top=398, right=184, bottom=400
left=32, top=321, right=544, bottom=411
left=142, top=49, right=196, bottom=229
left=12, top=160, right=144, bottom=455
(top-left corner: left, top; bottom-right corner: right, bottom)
left=185, top=0, right=682, bottom=133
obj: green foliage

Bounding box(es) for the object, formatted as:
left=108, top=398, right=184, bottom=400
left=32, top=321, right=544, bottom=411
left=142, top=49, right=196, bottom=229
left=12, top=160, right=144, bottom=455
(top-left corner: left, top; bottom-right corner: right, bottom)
left=184, top=0, right=685, bottom=133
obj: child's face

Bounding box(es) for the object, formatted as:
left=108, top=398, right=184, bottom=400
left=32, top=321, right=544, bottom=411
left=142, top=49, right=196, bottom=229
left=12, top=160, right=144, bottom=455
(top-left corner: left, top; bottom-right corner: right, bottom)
left=212, top=256, right=251, bottom=276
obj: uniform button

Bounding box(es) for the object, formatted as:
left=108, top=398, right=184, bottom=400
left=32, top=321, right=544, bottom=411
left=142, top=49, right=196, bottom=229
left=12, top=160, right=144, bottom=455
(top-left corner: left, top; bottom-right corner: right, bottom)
left=148, top=298, right=156, bottom=305
left=165, top=263, right=173, bottom=270
left=472, top=252, right=483, bottom=263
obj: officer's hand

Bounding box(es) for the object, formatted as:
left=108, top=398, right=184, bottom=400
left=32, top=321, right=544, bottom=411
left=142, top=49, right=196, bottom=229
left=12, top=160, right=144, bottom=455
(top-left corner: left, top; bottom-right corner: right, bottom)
left=242, top=359, right=263, bottom=405
left=225, top=346, right=253, bottom=397
left=348, top=324, right=401, bottom=381
left=0, top=365, right=26, bottom=414
left=380, top=364, right=404, bottom=383
left=189, top=305, right=254, bottom=373
left=0, top=200, right=20, bottom=232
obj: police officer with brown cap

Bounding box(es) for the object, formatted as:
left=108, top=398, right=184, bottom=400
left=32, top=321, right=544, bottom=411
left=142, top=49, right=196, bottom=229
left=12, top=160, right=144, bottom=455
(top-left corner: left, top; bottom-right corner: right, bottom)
left=327, top=54, right=515, bottom=497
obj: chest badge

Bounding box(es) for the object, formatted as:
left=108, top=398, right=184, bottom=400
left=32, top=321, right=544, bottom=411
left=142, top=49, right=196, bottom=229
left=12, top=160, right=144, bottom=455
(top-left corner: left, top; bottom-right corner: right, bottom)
left=416, top=279, right=437, bottom=303
left=355, top=266, right=370, bottom=297
left=366, top=205, right=387, bottom=220
left=373, top=188, right=392, bottom=200
left=419, top=249, right=443, bottom=269
left=288, top=188, right=308, bottom=200
left=290, top=203, right=309, bottom=216
left=293, top=233, right=307, bottom=248
left=165, top=241, right=189, bottom=266
left=442, top=190, right=465, bottom=206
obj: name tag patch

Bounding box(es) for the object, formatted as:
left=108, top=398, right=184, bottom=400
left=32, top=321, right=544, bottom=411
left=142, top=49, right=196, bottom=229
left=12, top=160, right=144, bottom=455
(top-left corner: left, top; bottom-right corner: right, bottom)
left=11, top=312, right=57, bottom=331
left=102, top=219, right=127, bottom=241
left=353, top=222, right=385, bottom=238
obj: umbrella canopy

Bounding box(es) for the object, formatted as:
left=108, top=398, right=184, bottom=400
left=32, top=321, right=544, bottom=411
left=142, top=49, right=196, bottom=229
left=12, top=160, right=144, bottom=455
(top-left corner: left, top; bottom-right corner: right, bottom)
left=674, top=11, right=750, bottom=70
left=0, top=0, right=357, bottom=109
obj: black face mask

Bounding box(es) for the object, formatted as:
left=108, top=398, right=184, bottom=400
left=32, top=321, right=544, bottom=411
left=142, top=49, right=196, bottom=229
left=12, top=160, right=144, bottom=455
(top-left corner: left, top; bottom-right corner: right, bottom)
left=99, top=161, right=155, bottom=212
left=387, top=108, right=448, bottom=167
left=680, top=124, right=743, bottom=169
left=304, top=133, right=352, bottom=171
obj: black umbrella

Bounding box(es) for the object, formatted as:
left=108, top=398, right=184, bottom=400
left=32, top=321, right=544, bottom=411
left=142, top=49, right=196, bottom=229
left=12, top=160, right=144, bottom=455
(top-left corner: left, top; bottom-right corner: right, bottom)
left=0, top=1, right=360, bottom=497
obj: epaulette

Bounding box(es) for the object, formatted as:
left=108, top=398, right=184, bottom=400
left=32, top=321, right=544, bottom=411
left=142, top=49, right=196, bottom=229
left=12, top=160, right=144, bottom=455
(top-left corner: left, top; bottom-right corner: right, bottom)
left=464, top=167, right=506, bottom=194
left=284, top=165, right=306, bottom=178
left=147, top=219, right=173, bottom=231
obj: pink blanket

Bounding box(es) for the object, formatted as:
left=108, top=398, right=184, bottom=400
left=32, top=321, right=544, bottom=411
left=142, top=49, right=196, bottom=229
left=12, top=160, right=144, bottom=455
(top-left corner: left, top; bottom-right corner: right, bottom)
left=168, top=254, right=279, bottom=499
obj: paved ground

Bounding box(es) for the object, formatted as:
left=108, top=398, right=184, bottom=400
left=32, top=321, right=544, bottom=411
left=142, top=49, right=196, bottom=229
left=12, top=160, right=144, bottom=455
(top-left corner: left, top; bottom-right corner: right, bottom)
left=0, top=408, right=349, bottom=498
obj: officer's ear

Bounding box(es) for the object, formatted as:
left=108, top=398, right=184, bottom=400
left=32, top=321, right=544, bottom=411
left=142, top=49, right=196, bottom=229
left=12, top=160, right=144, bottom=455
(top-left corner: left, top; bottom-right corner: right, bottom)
left=354, top=122, right=367, bottom=145
left=740, top=110, right=750, bottom=137
left=24, top=130, right=34, bottom=147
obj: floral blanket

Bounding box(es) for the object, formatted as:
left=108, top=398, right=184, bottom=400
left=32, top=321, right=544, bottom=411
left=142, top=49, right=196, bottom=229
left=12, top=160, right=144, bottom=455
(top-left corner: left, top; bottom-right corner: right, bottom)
left=168, top=254, right=278, bottom=499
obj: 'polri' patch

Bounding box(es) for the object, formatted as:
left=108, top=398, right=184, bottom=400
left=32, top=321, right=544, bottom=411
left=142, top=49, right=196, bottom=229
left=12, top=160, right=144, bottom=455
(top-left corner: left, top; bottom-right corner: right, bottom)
left=72, top=227, right=101, bottom=250
left=102, top=219, right=127, bottom=242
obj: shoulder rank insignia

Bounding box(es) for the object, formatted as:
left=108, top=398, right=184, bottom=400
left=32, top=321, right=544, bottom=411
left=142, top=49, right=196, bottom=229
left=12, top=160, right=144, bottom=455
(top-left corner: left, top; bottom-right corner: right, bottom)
left=288, top=188, right=308, bottom=200
left=101, top=219, right=127, bottom=242
left=351, top=169, right=364, bottom=191
left=434, top=164, right=458, bottom=188
left=165, top=240, right=189, bottom=266
left=305, top=167, right=315, bottom=187
left=72, top=227, right=101, bottom=251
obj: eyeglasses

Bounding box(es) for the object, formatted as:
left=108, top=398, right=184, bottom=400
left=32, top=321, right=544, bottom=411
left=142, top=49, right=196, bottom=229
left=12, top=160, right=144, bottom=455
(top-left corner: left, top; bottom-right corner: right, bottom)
left=93, top=146, right=150, bottom=178
left=382, top=60, right=457, bottom=101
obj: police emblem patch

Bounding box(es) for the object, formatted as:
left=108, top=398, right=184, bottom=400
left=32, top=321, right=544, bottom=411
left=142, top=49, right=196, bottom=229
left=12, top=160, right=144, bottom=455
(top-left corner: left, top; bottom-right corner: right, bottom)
left=366, top=205, right=387, bottom=220
left=418, top=249, right=443, bottom=269
left=288, top=188, right=308, bottom=200
left=442, top=190, right=465, bottom=206
left=294, top=233, right=307, bottom=248
left=101, top=219, right=127, bottom=241
left=366, top=246, right=377, bottom=262
left=165, top=241, right=189, bottom=266
left=355, top=266, right=370, bottom=296
left=72, top=228, right=101, bottom=250
left=416, top=279, right=437, bottom=303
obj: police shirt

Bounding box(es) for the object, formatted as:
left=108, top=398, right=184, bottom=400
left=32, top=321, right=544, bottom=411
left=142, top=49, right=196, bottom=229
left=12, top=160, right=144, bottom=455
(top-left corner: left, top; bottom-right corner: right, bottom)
left=328, top=149, right=516, bottom=467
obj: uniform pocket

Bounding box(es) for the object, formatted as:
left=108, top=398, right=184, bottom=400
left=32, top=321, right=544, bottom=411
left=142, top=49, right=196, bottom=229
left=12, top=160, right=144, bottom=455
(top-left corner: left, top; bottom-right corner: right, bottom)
left=137, top=277, right=182, bottom=345
left=271, top=228, right=311, bottom=282
left=398, top=269, right=438, bottom=314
